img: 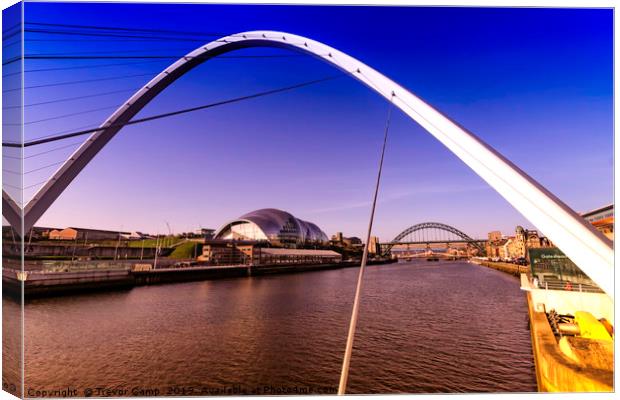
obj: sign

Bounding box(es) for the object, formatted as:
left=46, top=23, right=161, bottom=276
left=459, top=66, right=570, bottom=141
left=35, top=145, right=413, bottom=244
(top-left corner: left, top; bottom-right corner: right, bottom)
left=528, top=247, right=599, bottom=289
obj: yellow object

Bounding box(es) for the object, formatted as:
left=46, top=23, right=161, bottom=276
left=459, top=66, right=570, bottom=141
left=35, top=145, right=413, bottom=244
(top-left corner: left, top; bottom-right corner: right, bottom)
left=574, top=311, right=612, bottom=341
left=558, top=336, right=614, bottom=370
left=599, top=318, right=614, bottom=338
left=558, top=336, right=580, bottom=364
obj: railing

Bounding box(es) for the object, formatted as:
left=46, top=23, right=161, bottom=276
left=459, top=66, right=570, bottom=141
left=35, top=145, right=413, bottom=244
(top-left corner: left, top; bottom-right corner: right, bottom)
left=22, top=260, right=133, bottom=273
left=535, top=279, right=604, bottom=294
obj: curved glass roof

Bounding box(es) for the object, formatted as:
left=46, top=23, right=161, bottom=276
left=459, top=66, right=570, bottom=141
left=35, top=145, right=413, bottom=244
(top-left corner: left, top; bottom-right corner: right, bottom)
left=214, top=208, right=328, bottom=246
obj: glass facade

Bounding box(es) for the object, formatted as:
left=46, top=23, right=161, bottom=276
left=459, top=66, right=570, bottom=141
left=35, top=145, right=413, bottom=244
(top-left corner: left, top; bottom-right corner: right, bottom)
left=220, top=221, right=269, bottom=241
left=214, top=208, right=329, bottom=248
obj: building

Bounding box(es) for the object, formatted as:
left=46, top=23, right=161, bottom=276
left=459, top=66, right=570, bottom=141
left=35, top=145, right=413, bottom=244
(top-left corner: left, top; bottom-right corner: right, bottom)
left=582, top=204, right=613, bottom=240
left=254, top=248, right=342, bottom=265
left=214, top=208, right=328, bottom=248
left=368, top=236, right=380, bottom=254
left=512, top=226, right=552, bottom=259
left=488, top=231, right=502, bottom=242
left=486, top=230, right=507, bottom=258
left=486, top=226, right=552, bottom=260
left=47, top=227, right=146, bottom=241
left=48, top=228, right=77, bottom=240
left=201, top=228, right=215, bottom=240
left=486, top=237, right=509, bottom=259
left=3, top=226, right=59, bottom=240
left=331, top=232, right=364, bottom=249
left=200, top=239, right=342, bottom=265
left=206, top=209, right=344, bottom=265
left=200, top=239, right=257, bottom=265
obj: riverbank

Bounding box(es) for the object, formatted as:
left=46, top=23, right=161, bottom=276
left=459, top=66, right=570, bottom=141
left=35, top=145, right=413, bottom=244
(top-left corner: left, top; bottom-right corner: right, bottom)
left=472, top=258, right=614, bottom=392
left=3, top=258, right=396, bottom=298
left=470, top=259, right=529, bottom=276
left=523, top=278, right=613, bottom=391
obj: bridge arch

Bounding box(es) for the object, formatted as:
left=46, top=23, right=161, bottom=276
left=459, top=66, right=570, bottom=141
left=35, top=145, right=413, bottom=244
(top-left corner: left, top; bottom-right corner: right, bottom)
left=383, top=222, right=485, bottom=255
left=3, top=30, right=613, bottom=296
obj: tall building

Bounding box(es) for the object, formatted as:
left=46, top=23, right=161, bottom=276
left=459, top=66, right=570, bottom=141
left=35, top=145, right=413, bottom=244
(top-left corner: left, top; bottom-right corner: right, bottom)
left=368, top=236, right=380, bottom=254
left=511, top=226, right=552, bottom=259
left=486, top=226, right=552, bottom=260
left=488, top=231, right=502, bottom=242
left=332, top=232, right=344, bottom=242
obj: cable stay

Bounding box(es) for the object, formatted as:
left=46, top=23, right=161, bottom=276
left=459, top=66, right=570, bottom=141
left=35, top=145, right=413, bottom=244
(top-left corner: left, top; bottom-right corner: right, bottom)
left=22, top=104, right=122, bottom=126
left=3, top=141, right=83, bottom=160
left=23, top=28, right=237, bottom=42
left=23, top=53, right=308, bottom=60
left=2, top=71, right=161, bottom=93
left=2, top=53, right=311, bottom=68
left=2, top=72, right=349, bottom=148
left=338, top=93, right=394, bottom=395
left=4, top=88, right=141, bottom=109
left=1, top=54, right=305, bottom=79
left=25, top=46, right=213, bottom=56
left=25, top=21, right=229, bottom=37
left=2, top=53, right=311, bottom=92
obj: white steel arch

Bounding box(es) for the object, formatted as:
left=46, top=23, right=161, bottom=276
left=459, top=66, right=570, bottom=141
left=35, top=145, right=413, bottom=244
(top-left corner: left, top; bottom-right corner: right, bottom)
left=6, top=31, right=613, bottom=296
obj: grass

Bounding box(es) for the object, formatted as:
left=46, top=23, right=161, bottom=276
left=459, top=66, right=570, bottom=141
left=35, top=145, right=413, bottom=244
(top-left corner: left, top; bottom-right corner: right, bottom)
left=125, top=238, right=184, bottom=248
left=167, top=242, right=202, bottom=259
left=33, top=237, right=183, bottom=249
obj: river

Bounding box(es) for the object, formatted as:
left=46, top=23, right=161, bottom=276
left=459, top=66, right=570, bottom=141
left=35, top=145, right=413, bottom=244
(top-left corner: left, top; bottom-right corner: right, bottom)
left=3, top=260, right=537, bottom=395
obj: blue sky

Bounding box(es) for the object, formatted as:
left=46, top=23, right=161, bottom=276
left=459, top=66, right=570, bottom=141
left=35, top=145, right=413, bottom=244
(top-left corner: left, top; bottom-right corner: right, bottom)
left=5, top=3, right=613, bottom=240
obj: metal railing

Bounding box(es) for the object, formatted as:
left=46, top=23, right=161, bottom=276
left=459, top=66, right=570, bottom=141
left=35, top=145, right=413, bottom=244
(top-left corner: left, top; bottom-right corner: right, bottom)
left=533, top=278, right=604, bottom=293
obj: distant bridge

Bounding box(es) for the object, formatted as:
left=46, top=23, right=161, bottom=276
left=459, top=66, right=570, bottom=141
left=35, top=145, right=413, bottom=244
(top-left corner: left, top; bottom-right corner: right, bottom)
left=392, top=250, right=471, bottom=262
left=380, top=222, right=486, bottom=256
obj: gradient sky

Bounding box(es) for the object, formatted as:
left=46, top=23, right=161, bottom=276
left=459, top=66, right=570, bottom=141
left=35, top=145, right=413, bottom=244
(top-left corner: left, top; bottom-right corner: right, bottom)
left=5, top=3, right=613, bottom=240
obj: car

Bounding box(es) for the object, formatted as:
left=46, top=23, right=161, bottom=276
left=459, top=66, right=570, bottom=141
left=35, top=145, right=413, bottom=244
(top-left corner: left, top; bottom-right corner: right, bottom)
left=515, top=257, right=528, bottom=266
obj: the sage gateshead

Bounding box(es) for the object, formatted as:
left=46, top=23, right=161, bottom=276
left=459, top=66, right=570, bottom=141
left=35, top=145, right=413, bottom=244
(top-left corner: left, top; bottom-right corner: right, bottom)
left=213, top=208, right=329, bottom=248
left=203, top=209, right=339, bottom=266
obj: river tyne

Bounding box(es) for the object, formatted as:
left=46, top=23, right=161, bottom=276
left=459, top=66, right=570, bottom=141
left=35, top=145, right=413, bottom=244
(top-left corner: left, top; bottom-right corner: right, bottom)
left=4, top=260, right=537, bottom=395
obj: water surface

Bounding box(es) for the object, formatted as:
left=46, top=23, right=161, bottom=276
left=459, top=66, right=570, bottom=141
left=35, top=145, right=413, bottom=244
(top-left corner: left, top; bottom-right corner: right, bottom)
left=4, top=260, right=537, bottom=395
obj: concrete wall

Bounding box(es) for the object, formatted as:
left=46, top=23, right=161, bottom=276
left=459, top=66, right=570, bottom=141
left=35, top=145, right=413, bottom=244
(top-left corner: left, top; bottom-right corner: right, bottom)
left=526, top=292, right=613, bottom=392
left=17, top=243, right=158, bottom=259
left=473, top=259, right=529, bottom=276
left=521, top=274, right=614, bottom=324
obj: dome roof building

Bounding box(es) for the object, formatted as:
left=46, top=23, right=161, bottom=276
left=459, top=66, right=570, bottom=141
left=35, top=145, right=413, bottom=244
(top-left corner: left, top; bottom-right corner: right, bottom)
left=214, top=208, right=328, bottom=248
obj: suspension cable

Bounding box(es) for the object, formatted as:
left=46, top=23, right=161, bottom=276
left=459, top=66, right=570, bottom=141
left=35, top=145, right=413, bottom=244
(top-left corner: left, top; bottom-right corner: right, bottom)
left=2, top=72, right=350, bottom=148
left=4, top=88, right=140, bottom=109
left=338, top=92, right=394, bottom=395
left=25, top=21, right=229, bottom=37
left=2, top=71, right=158, bottom=93
left=23, top=27, right=231, bottom=42
left=3, top=53, right=305, bottom=78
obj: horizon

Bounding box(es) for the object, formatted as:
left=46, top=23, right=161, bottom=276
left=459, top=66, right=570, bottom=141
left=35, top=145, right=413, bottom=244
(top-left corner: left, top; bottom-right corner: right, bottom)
left=14, top=201, right=613, bottom=242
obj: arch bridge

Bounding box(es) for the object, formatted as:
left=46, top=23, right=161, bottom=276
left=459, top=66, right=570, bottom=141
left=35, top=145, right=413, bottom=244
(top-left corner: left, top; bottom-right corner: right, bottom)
left=1, top=30, right=613, bottom=296
left=380, top=222, right=486, bottom=256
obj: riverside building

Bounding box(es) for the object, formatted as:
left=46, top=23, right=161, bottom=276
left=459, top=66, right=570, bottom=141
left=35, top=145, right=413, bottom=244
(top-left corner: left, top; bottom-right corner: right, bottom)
left=581, top=204, right=614, bottom=240
left=201, top=208, right=341, bottom=265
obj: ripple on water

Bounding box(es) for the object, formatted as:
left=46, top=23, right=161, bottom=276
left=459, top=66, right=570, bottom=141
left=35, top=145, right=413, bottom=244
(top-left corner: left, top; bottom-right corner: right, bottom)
left=3, top=260, right=536, bottom=394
